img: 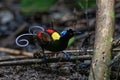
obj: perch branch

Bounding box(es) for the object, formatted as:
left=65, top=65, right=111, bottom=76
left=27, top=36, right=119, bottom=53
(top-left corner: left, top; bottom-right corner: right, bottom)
left=0, top=56, right=32, bottom=62
left=1, top=47, right=120, bottom=57
left=0, top=55, right=92, bottom=66
left=0, top=47, right=33, bottom=57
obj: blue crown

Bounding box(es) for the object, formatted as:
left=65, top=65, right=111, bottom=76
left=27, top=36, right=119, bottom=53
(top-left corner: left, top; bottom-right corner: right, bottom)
left=60, top=30, right=67, bottom=37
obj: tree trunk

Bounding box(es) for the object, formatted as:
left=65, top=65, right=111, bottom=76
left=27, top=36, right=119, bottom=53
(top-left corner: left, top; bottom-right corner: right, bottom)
left=88, top=0, right=115, bottom=80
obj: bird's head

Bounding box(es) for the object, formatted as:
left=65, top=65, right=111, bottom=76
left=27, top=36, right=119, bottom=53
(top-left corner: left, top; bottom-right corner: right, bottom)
left=66, top=29, right=74, bottom=38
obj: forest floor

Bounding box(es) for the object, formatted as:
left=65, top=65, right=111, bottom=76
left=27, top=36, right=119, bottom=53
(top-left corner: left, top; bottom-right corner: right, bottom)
left=0, top=0, right=119, bottom=80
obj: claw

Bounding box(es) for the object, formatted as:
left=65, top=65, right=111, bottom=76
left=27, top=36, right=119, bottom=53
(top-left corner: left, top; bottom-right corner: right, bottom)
left=62, top=51, right=71, bottom=60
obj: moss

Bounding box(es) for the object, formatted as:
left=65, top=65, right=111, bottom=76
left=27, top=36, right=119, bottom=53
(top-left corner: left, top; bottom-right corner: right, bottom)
left=110, top=10, right=115, bottom=20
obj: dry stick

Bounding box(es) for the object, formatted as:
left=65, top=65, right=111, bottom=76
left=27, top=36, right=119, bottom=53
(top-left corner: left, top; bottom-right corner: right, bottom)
left=0, top=47, right=33, bottom=57
left=0, top=56, right=31, bottom=62
left=0, top=48, right=119, bottom=67
left=0, top=22, right=27, bottom=47
left=0, top=55, right=92, bottom=66
left=108, top=52, right=120, bottom=67
left=0, top=47, right=120, bottom=57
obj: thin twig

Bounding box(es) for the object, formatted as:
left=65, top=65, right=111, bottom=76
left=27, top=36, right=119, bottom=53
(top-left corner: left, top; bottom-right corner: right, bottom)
left=1, top=47, right=120, bottom=57
left=0, top=47, right=33, bottom=57
left=108, top=52, right=120, bottom=67
left=0, top=56, right=32, bottom=62
left=0, top=55, right=92, bottom=66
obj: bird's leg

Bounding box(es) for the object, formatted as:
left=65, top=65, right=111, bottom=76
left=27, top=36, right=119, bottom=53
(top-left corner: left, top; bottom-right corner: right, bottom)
left=33, top=36, right=49, bottom=67
left=33, top=45, right=43, bottom=58
left=41, top=47, right=47, bottom=61
left=33, top=38, right=43, bottom=58
left=62, top=51, right=71, bottom=60
left=41, top=47, right=49, bottom=67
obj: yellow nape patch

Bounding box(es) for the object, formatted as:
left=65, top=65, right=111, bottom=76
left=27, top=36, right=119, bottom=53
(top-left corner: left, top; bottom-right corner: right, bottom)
left=51, top=32, right=60, bottom=40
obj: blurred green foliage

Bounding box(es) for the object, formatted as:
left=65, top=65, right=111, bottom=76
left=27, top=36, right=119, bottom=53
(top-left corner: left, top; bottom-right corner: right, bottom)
left=77, top=0, right=96, bottom=10
left=20, top=0, right=57, bottom=15
left=20, top=0, right=96, bottom=15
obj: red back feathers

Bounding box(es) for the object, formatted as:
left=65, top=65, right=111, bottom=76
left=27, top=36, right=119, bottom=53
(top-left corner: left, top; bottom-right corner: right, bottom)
left=45, top=29, right=55, bottom=34
left=37, top=32, right=42, bottom=38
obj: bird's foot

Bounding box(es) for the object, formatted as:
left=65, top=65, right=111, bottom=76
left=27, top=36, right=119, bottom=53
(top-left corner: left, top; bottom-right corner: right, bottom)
left=62, top=51, right=71, bottom=60
left=42, top=55, right=49, bottom=67
left=33, top=51, right=47, bottom=59
left=33, top=52, right=42, bottom=58
left=33, top=52, right=49, bottom=67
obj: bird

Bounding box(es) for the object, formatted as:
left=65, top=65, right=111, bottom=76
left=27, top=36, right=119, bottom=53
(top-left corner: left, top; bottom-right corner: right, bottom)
left=16, top=26, right=89, bottom=60
left=36, top=29, right=74, bottom=51
left=34, top=28, right=77, bottom=59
